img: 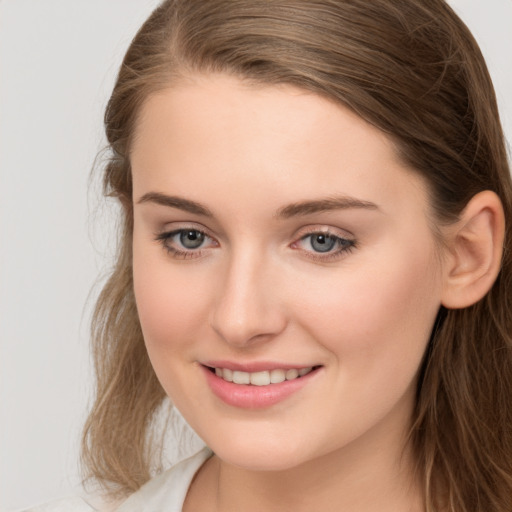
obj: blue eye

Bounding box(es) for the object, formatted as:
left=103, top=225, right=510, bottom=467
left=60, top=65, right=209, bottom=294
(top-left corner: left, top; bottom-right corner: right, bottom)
left=308, top=233, right=337, bottom=253
left=155, top=228, right=215, bottom=258
left=295, top=231, right=355, bottom=259
left=179, top=230, right=206, bottom=249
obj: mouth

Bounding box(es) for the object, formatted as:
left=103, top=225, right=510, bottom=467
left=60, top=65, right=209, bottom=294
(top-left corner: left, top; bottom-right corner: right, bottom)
left=201, top=363, right=323, bottom=409
left=205, top=365, right=320, bottom=386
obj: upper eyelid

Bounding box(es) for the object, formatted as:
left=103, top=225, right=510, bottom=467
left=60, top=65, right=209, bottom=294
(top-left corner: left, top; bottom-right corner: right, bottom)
left=293, top=224, right=355, bottom=240
left=157, top=223, right=217, bottom=240
left=158, top=228, right=216, bottom=244
left=293, top=232, right=355, bottom=248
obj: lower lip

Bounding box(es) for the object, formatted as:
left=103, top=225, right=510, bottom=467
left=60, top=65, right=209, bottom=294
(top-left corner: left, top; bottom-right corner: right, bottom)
left=201, top=366, right=321, bottom=409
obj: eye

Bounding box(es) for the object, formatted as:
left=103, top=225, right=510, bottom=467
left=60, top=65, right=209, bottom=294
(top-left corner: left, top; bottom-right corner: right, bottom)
left=292, top=230, right=356, bottom=261
left=307, top=233, right=338, bottom=253
left=155, top=228, right=218, bottom=259
left=178, top=230, right=206, bottom=249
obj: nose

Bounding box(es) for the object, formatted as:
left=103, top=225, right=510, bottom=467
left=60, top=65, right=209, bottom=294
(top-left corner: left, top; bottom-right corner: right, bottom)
left=209, top=248, right=287, bottom=348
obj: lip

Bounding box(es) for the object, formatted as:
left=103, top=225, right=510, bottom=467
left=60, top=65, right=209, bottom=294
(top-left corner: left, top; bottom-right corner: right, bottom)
left=200, top=363, right=322, bottom=409
left=202, top=360, right=315, bottom=372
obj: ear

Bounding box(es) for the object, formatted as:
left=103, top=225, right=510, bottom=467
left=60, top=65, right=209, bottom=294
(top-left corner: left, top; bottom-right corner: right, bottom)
left=441, top=190, right=505, bottom=309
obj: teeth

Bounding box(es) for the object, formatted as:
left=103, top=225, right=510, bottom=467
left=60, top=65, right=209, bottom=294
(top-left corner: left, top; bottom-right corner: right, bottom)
left=232, top=371, right=250, bottom=385
left=214, top=367, right=314, bottom=385
left=270, top=369, right=286, bottom=384
left=250, top=371, right=271, bottom=386
left=285, top=369, right=299, bottom=380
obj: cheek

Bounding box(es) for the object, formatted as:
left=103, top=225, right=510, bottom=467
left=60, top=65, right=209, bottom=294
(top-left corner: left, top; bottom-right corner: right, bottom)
left=294, top=240, right=441, bottom=369
left=132, top=242, right=210, bottom=360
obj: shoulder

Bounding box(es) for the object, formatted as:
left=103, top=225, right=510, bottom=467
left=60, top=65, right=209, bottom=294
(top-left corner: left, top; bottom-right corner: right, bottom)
left=15, top=448, right=212, bottom=512
left=115, top=447, right=213, bottom=512
left=15, top=496, right=97, bottom=512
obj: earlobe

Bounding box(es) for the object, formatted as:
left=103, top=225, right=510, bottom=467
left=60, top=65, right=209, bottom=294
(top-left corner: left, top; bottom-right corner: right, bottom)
left=441, top=190, right=505, bottom=309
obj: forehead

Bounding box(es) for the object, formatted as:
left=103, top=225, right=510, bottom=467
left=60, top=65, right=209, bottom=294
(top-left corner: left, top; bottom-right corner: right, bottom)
left=130, top=74, right=429, bottom=220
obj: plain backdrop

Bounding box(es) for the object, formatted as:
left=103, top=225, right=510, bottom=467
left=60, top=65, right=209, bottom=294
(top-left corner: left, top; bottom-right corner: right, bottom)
left=0, top=1, right=511, bottom=510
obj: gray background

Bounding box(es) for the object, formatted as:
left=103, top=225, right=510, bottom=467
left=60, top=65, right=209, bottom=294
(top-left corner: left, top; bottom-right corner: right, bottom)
left=1, top=1, right=511, bottom=510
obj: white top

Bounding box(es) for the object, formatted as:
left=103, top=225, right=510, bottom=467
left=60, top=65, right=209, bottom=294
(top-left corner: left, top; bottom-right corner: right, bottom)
left=19, top=448, right=212, bottom=512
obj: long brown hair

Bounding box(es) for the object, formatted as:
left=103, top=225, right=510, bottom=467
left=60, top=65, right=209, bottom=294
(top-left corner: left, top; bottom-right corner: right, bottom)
left=82, top=1, right=512, bottom=510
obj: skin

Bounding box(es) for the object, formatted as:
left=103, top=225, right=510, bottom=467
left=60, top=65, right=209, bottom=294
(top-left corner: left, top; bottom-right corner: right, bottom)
left=130, top=74, right=449, bottom=512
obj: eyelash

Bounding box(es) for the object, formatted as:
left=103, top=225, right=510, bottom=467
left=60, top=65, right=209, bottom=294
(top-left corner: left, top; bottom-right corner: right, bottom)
left=292, top=229, right=356, bottom=262
left=155, top=228, right=216, bottom=260
left=154, top=228, right=356, bottom=262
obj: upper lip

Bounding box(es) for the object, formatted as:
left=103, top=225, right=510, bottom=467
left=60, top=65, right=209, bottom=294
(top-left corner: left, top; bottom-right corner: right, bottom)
left=201, top=361, right=320, bottom=372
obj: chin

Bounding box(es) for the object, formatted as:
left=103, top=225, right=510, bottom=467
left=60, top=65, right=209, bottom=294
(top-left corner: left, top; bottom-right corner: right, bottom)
left=204, top=429, right=314, bottom=472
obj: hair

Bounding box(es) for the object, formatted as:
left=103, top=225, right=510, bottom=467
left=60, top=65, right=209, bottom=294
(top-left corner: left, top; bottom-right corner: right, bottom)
left=81, top=1, right=512, bottom=510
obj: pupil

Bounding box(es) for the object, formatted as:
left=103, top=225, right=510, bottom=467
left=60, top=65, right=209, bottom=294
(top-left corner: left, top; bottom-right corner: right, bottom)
left=180, top=230, right=205, bottom=249
left=311, top=234, right=336, bottom=253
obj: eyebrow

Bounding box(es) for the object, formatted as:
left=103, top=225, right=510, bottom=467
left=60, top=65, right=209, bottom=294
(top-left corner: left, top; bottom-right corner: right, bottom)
left=137, top=192, right=213, bottom=217
left=137, top=192, right=379, bottom=218
left=276, top=196, right=379, bottom=218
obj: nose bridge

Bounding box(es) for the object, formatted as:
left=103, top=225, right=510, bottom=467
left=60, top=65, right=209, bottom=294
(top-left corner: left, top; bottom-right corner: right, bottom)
left=210, top=241, right=286, bottom=347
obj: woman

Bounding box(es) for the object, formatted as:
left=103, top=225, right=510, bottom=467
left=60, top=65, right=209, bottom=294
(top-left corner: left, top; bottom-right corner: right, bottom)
left=26, top=0, right=512, bottom=511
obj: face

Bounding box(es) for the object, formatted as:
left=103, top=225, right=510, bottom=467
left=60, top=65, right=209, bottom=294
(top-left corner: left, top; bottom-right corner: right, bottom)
left=131, top=74, right=445, bottom=472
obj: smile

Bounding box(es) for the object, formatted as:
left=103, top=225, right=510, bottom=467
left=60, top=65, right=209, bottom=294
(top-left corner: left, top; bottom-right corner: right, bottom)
left=212, top=367, right=314, bottom=386
left=202, top=364, right=322, bottom=409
